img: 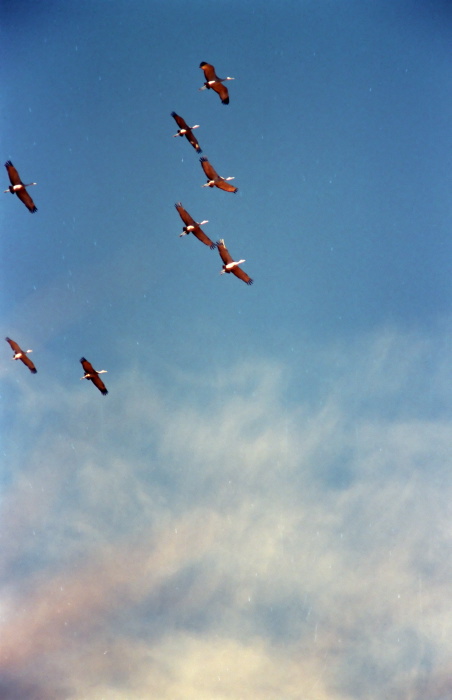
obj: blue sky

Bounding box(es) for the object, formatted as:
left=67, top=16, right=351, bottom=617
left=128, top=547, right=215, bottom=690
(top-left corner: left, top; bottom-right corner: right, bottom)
left=1, top=1, right=451, bottom=698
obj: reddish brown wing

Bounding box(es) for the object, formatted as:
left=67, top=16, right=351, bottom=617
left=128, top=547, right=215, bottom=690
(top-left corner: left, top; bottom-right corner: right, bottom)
left=16, top=188, right=37, bottom=213
left=191, top=226, right=216, bottom=249
left=171, top=112, right=188, bottom=130
left=232, top=266, right=253, bottom=285
left=200, top=157, right=218, bottom=180
left=21, top=354, right=37, bottom=373
left=200, top=62, right=218, bottom=82
left=91, top=374, right=108, bottom=395
left=215, top=179, right=237, bottom=193
left=211, top=82, right=229, bottom=104
left=5, top=337, right=21, bottom=354
left=175, top=203, right=195, bottom=227
left=80, top=357, right=95, bottom=375
left=5, top=161, right=21, bottom=186
left=216, top=240, right=234, bottom=266
left=186, top=130, right=202, bottom=152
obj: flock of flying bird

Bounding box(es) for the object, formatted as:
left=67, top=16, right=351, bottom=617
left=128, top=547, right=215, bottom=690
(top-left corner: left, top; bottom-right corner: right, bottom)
left=4, top=62, right=251, bottom=396
left=173, top=62, right=253, bottom=285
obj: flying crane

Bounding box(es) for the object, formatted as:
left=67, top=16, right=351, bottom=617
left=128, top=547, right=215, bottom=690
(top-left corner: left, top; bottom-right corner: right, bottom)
left=171, top=112, right=202, bottom=153
left=80, top=357, right=108, bottom=395
left=200, top=157, right=238, bottom=193
left=4, top=160, right=38, bottom=213
left=199, top=62, right=234, bottom=104
left=216, top=239, right=253, bottom=285
left=5, top=337, right=37, bottom=373
left=175, top=203, right=215, bottom=249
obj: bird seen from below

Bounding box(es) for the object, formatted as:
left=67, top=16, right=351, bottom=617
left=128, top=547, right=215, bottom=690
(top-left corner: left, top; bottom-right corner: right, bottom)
left=199, top=62, right=234, bottom=104
left=5, top=337, right=37, bottom=373
left=216, top=239, right=253, bottom=285
left=171, top=112, right=202, bottom=153
left=175, top=202, right=216, bottom=249
left=4, top=160, right=38, bottom=213
left=200, top=157, right=238, bottom=193
left=80, top=357, right=108, bottom=395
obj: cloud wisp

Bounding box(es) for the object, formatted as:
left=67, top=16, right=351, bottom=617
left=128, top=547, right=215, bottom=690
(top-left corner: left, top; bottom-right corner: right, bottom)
left=0, top=326, right=451, bottom=699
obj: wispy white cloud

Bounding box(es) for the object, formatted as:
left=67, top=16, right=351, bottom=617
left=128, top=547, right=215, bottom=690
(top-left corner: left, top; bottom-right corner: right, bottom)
left=0, top=324, right=451, bottom=698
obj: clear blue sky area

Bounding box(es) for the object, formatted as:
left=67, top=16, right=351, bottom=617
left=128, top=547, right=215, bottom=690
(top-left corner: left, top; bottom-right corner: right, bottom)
left=1, top=2, right=451, bottom=698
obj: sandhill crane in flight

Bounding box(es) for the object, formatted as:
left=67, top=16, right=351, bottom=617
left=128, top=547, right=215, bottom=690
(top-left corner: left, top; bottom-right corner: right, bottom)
left=199, top=62, right=234, bottom=104
left=4, top=161, right=38, bottom=213
left=200, top=157, right=238, bottom=193
left=5, top=337, right=37, bottom=373
left=175, top=203, right=215, bottom=249
left=216, top=239, right=253, bottom=285
left=171, top=112, right=202, bottom=153
left=80, top=357, right=108, bottom=395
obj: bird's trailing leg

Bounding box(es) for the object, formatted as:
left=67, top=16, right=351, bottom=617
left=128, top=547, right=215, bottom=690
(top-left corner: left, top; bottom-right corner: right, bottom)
left=208, top=77, right=234, bottom=85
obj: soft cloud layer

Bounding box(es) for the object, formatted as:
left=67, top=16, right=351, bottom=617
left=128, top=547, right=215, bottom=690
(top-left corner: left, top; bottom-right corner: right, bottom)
left=1, top=325, right=451, bottom=699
